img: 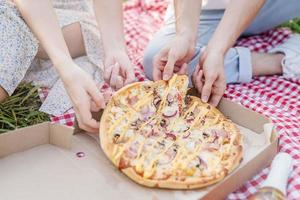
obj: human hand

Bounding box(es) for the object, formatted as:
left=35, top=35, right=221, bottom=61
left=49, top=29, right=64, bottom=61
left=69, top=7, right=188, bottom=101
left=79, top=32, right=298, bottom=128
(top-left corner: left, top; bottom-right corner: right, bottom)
left=104, top=51, right=135, bottom=90
left=60, top=62, right=105, bottom=133
left=192, top=49, right=226, bottom=106
left=153, top=34, right=195, bottom=81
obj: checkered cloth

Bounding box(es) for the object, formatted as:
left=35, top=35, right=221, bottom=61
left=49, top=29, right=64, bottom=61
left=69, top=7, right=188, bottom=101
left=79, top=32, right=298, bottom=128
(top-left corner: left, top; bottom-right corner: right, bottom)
left=40, top=0, right=300, bottom=199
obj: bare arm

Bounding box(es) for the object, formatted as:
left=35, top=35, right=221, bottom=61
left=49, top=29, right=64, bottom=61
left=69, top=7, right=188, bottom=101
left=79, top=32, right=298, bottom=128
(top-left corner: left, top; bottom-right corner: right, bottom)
left=193, top=0, right=265, bottom=106
left=93, top=0, right=135, bottom=89
left=14, top=0, right=72, bottom=75
left=207, top=0, right=265, bottom=53
left=14, top=0, right=105, bottom=133
left=174, top=0, right=201, bottom=43
left=93, top=0, right=125, bottom=55
left=153, top=0, right=202, bottom=81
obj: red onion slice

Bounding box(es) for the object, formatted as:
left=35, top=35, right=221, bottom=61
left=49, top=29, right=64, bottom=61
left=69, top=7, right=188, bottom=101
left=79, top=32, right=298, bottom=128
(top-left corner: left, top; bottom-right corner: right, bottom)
left=183, top=131, right=191, bottom=139
left=198, top=155, right=208, bottom=169
left=167, top=93, right=174, bottom=103
left=158, top=148, right=177, bottom=165
left=162, top=107, right=178, bottom=118
left=165, top=132, right=176, bottom=141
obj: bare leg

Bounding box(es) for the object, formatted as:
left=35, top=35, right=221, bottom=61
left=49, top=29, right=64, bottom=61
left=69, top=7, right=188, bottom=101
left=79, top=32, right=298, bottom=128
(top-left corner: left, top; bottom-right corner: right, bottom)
left=0, top=86, right=8, bottom=102
left=36, top=22, right=85, bottom=59
left=252, top=52, right=284, bottom=76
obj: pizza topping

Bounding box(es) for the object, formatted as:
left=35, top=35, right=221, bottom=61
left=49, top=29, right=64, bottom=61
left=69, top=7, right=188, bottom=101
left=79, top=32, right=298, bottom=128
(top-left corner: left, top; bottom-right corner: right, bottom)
left=186, top=113, right=195, bottom=124
left=184, top=95, right=192, bottom=105
left=202, top=132, right=209, bottom=139
left=158, top=147, right=177, bottom=165
left=141, top=126, right=153, bottom=137
left=127, top=95, right=138, bottom=105
left=182, top=131, right=191, bottom=139
left=153, top=97, right=161, bottom=108
left=202, top=142, right=220, bottom=151
left=162, top=106, right=178, bottom=118
left=197, top=156, right=208, bottom=169
left=185, top=141, right=196, bottom=151
left=167, top=93, right=174, bottom=104
left=113, top=133, right=121, bottom=143
left=139, top=105, right=155, bottom=121
left=141, top=105, right=150, bottom=114
left=165, top=132, right=176, bottom=141
left=160, top=119, right=168, bottom=128
left=125, top=129, right=134, bottom=138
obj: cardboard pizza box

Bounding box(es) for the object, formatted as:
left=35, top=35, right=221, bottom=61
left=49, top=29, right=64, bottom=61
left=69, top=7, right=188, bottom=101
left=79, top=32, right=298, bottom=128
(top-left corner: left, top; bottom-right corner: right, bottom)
left=0, top=98, right=278, bottom=200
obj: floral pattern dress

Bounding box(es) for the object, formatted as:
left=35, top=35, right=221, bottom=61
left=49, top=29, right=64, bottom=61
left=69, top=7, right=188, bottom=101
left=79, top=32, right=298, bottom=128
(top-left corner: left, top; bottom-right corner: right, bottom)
left=0, top=0, right=104, bottom=116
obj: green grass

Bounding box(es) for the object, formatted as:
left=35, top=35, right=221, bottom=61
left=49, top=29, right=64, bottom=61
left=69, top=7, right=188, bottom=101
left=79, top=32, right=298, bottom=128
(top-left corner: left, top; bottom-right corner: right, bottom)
left=0, top=83, right=50, bottom=134
left=281, top=18, right=300, bottom=33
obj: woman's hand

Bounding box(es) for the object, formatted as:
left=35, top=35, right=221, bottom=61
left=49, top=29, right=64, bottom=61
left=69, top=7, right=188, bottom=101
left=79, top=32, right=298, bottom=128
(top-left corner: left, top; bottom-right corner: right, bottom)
left=104, top=51, right=135, bottom=90
left=60, top=62, right=105, bottom=133
left=153, top=34, right=195, bottom=81
left=192, top=49, right=226, bottom=107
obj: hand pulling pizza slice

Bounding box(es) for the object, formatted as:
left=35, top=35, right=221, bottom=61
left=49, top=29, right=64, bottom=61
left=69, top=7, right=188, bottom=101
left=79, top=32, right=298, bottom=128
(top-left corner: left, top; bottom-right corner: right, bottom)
left=100, top=75, right=243, bottom=189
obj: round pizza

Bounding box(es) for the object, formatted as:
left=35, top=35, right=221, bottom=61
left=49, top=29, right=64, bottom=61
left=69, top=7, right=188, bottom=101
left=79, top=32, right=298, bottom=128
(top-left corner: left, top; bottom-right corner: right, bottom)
left=99, top=75, right=243, bottom=189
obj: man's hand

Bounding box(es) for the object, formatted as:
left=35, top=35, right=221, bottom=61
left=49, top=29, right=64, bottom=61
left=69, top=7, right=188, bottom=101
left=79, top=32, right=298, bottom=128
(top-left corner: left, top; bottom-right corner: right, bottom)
left=61, top=62, right=105, bottom=133
left=192, top=49, right=226, bottom=106
left=104, top=51, right=135, bottom=90
left=153, top=34, right=195, bottom=81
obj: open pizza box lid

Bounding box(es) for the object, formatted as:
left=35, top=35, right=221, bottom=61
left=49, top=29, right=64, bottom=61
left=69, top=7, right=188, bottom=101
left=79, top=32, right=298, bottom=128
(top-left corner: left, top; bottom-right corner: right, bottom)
left=0, top=98, right=278, bottom=200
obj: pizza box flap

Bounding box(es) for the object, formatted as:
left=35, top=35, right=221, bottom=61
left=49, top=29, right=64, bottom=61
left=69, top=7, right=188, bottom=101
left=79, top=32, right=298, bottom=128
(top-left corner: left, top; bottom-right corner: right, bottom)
left=0, top=98, right=278, bottom=200
left=0, top=122, right=73, bottom=158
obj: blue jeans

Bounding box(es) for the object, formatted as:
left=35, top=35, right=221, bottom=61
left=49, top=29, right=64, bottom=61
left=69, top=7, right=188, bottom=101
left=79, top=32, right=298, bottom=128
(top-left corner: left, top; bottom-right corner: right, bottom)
left=143, top=0, right=300, bottom=85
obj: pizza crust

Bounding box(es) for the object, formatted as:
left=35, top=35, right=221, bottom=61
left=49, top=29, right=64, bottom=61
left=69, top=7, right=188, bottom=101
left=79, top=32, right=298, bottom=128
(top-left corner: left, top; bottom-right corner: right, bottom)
left=100, top=75, right=243, bottom=189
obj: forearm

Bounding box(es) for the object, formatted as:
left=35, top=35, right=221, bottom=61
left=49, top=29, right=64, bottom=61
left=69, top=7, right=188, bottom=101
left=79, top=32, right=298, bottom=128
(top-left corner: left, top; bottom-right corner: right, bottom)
left=174, top=0, right=202, bottom=43
left=93, top=0, right=126, bottom=55
left=207, top=0, right=265, bottom=53
left=14, top=0, right=73, bottom=76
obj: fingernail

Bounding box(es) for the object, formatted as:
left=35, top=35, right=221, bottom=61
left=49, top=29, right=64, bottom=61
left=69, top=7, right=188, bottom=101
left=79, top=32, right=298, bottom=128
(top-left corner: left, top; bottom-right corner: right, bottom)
left=202, top=95, right=209, bottom=103
left=163, top=74, right=170, bottom=80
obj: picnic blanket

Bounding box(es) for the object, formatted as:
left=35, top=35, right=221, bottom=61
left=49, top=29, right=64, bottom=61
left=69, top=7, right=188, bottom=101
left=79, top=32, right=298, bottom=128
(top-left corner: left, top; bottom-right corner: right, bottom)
left=40, top=0, right=300, bottom=199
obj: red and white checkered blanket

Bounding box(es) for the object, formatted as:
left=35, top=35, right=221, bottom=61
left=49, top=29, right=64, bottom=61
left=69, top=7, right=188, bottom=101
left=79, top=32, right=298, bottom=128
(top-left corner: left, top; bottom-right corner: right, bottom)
left=41, top=0, right=300, bottom=199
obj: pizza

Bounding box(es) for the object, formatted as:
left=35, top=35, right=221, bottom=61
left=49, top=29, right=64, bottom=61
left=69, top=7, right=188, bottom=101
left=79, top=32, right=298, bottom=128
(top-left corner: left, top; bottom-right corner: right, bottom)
left=99, top=75, right=243, bottom=189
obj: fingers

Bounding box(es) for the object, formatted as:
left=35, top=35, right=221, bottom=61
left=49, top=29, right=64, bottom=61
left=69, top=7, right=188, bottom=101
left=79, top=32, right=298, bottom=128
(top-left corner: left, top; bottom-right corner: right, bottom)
left=73, top=95, right=99, bottom=133
left=201, top=75, right=216, bottom=103
left=153, top=51, right=167, bottom=81
left=87, top=80, right=105, bottom=108
left=124, top=66, right=135, bottom=85
left=194, top=69, right=204, bottom=94
left=177, top=63, right=188, bottom=75
left=163, top=51, right=177, bottom=80
left=110, top=63, right=120, bottom=89
left=116, top=75, right=124, bottom=90
left=209, top=77, right=226, bottom=107
left=104, top=64, right=113, bottom=83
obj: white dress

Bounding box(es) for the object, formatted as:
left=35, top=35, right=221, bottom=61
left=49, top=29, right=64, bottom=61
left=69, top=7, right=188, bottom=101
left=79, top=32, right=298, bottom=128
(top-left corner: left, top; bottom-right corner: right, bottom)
left=0, top=0, right=104, bottom=116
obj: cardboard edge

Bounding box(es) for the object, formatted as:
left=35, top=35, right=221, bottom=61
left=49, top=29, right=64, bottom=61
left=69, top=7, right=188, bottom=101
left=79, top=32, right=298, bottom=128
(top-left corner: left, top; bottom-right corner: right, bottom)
left=49, top=123, right=74, bottom=149
left=203, top=135, right=278, bottom=200
left=217, top=98, right=270, bottom=133
left=0, top=122, right=50, bottom=158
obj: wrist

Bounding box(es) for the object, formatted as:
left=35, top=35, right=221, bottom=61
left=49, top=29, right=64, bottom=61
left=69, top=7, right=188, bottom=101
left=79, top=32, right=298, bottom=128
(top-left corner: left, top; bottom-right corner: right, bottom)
left=53, top=58, right=77, bottom=80
left=176, top=28, right=197, bottom=43
left=206, top=41, right=228, bottom=56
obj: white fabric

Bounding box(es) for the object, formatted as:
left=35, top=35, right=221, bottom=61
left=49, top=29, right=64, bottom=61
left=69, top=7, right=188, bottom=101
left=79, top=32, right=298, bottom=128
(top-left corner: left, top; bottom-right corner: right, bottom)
left=202, top=0, right=230, bottom=10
